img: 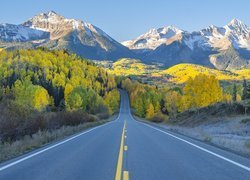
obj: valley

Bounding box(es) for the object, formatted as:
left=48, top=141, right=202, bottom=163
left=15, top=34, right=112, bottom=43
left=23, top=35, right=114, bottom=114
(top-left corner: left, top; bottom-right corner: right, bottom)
left=95, top=58, right=250, bottom=86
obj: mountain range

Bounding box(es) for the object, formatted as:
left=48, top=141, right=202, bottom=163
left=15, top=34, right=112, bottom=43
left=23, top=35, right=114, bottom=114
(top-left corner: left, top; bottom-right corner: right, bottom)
left=0, top=11, right=250, bottom=70
left=0, top=11, right=133, bottom=60
left=123, top=19, right=250, bottom=70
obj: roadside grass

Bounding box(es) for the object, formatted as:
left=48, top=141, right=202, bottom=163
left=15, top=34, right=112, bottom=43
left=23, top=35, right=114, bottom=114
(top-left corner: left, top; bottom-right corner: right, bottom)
left=245, top=139, right=250, bottom=149
left=0, top=117, right=115, bottom=163
left=241, top=118, right=250, bottom=124
left=202, top=134, right=213, bottom=143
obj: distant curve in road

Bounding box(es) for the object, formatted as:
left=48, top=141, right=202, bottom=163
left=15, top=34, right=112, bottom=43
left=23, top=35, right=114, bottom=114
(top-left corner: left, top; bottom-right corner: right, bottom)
left=0, top=90, right=249, bottom=180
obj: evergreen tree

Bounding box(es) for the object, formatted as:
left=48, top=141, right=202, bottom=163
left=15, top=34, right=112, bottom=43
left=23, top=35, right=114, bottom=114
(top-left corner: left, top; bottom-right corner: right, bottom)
left=242, top=80, right=250, bottom=114
left=246, top=83, right=250, bottom=100
left=242, top=79, right=247, bottom=100
left=233, top=84, right=237, bottom=102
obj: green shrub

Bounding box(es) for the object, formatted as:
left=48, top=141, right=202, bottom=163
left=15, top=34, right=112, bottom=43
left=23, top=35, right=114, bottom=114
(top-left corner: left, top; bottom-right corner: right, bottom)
left=245, top=139, right=250, bottom=148
left=241, top=118, right=250, bottom=124
left=151, top=112, right=168, bottom=123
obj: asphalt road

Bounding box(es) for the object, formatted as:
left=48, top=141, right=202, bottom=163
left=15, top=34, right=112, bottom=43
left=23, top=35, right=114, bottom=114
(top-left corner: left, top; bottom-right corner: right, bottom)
left=0, top=90, right=249, bottom=180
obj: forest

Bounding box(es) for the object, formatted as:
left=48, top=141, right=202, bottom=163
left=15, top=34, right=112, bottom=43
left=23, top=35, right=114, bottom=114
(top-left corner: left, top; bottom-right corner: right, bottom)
left=122, top=74, right=249, bottom=122
left=0, top=49, right=120, bottom=142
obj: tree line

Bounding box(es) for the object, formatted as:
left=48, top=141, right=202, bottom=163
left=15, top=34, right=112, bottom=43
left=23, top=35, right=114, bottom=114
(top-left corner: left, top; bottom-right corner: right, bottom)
left=122, top=74, right=247, bottom=121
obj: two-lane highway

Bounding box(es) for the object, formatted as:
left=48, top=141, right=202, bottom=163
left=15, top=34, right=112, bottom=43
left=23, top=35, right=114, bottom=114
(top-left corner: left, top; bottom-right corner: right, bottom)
left=0, top=90, right=249, bottom=179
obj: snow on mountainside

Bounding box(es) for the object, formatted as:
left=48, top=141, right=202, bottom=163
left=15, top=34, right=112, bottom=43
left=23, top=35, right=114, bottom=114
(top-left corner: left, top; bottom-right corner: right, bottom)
left=200, top=19, right=250, bottom=50
left=0, top=23, right=49, bottom=42
left=0, top=11, right=133, bottom=60
left=224, top=19, right=250, bottom=49
left=1, top=12, right=250, bottom=69
left=22, top=11, right=115, bottom=42
left=123, top=19, right=250, bottom=51
left=122, top=18, right=250, bottom=70
left=122, top=26, right=183, bottom=50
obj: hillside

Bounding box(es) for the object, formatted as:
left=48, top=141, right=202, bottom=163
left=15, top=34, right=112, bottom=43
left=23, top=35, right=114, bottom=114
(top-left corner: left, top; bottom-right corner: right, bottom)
left=95, top=58, right=162, bottom=76
left=156, top=63, right=250, bottom=83
left=0, top=49, right=119, bottom=111
left=97, top=58, right=250, bottom=84
left=110, top=58, right=161, bottom=76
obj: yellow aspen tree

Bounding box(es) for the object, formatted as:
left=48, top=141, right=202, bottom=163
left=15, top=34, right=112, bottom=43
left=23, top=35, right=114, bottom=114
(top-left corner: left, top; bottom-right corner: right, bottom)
left=146, top=103, right=155, bottom=119
left=32, top=86, right=50, bottom=112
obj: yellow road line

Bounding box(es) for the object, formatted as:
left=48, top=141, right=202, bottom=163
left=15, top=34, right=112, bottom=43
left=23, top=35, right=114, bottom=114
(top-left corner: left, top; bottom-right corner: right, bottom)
left=123, top=171, right=129, bottom=180
left=115, top=121, right=126, bottom=180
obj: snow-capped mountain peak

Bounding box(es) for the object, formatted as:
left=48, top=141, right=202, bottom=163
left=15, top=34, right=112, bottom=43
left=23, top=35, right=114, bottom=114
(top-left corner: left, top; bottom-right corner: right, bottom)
left=228, top=18, right=248, bottom=28
left=20, top=11, right=115, bottom=43
left=47, top=10, right=59, bottom=16
left=147, top=25, right=182, bottom=36
left=123, top=18, right=250, bottom=51
left=24, top=11, right=65, bottom=26
left=121, top=18, right=250, bottom=70
left=1, top=13, right=250, bottom=69
left=0, top=11, right=132, bottom=60
left=22, top=12, right=76, bottom=41
left=122, top=25, right=183, bottom=50
left=225, top=18, right=249, bottom=34
left=38, top=10, right=62, bottom=19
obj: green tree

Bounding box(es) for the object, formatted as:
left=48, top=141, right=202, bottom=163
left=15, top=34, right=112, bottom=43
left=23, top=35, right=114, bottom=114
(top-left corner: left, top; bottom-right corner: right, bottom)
left=86, top=89, right=103, bottom=114
left=13, top=79, right=50, bottom=112
left=0, top=86, right=3, bottom=101
left=67, top=93, right=83, bottom=111
left=233, top=84, right=237, bottom=102
left=164, top=91, right=181, bottom=119
left=242, top=79, right=247, bottom=100
left=67, top=86, right=88, bottom=111
left=104, top=89, right=120, bottom=115
left=134, top=96, right=145, bottom=117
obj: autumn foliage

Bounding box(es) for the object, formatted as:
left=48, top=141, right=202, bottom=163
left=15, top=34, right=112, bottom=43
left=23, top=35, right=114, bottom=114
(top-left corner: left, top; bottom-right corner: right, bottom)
left=122, top=74, right=232, bottom=121
left=181, top=74, right=223, bottom=111
left=0, top=49, right=120, bottom=142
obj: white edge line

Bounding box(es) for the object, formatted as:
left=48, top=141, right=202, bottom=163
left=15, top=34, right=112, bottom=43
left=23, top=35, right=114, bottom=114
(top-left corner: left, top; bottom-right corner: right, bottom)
left=0, top=108, right=121, bottom=172
left=131, top=114, right=250, bottom=172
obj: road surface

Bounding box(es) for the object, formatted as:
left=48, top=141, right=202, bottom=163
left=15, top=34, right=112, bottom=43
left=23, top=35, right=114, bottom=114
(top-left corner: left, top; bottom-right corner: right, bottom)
left=0, top=90, right=249, bottom=180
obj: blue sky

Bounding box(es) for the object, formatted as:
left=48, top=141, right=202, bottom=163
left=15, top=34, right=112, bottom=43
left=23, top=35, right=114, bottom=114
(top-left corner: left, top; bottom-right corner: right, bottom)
left=1, top=0, right=249, bottom=41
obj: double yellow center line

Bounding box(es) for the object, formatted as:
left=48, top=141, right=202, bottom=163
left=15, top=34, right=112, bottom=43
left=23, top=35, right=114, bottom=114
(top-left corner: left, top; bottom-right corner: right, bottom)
left=115, top=121, right=129, bottom=180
